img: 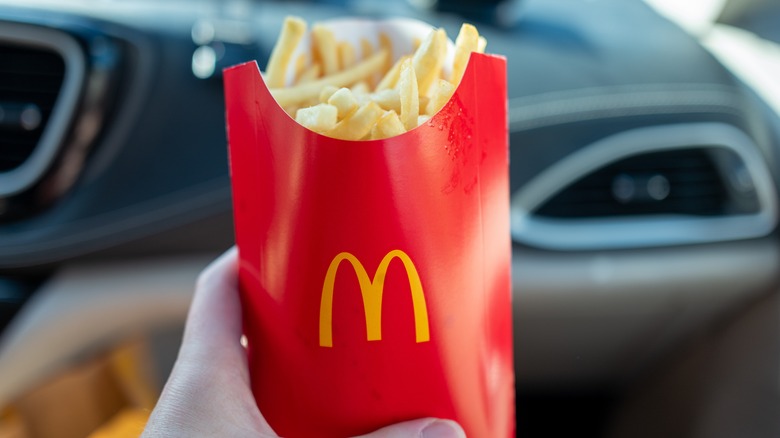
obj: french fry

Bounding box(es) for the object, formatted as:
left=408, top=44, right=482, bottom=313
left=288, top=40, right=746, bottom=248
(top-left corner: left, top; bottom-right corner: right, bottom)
left=338, top=42, right=356, bottom=70
left=265, top=16, right=307, bottom=88
left=451, top=23, right=479, bottom=85
left=284, top=96, right=318, bottom=116
left=419, top=95, right=430, bottom=112
left=271, top=49, right=388, bottom=108
left=360, top=38, right=374, bottom=59
left=412, top=28, right=447, bottom=96
left=360, top=38, right=377, bottom=87
left=283, top=105, right=299, bottom=116
left=266, top=17, right=486, bottom=140
left=398, top=58, right=419, bottom=131
left=293, top=53, right=308, bottom=82
left=371, top=89, right=401, bottom=113
left=412, top=37, right=422, bottom=52
left=371, top=111, right=406, bottom=139
left=319, top=85, right=339, bottom=103
left=295, top=103, right=338, bottom=133
left=297, top=63, right=321, bottom=84
left=477, top=36, right=487, bottom=53
left=376, top=55, right=409, bottom=91
left=326, top=101, right=384, bottom=140
left=379, top=32, right=394, bottom=73
left=327, top=87, right=359, bottom=119
left=354, top=93, right=372, bottom=107
left=312, top=25, right=339, bottom=76
left=351, top=81, right=370, bottom=95
left=350, top=82, right=372, bottom=106
left=426, top=79, right=456, bottom=115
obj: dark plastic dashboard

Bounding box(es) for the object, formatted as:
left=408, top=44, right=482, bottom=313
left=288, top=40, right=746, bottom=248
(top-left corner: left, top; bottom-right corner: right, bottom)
left=2, top=0, right=778, bottom=270
left=4, top=2, right=780, bottom=436
left=2, top=0, right=780, bottom=402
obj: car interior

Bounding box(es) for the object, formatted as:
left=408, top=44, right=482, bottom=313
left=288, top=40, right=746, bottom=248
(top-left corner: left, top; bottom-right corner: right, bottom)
left=1, top=0, right=780, bottom=436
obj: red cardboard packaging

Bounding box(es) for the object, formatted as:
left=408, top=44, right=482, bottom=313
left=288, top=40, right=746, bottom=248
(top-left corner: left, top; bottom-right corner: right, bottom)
left=224, top=19, right=514, bottom=438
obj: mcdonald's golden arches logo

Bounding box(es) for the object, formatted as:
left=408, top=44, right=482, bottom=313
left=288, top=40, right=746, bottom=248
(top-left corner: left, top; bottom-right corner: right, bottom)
left=319, top=249, right=430, bottom=347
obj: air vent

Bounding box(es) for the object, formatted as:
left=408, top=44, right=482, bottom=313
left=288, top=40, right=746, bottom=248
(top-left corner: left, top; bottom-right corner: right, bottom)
left=511, top=123, right=778, bottom=250
left=0, top=45, right=65, bottom=172
left=0, top=23, right=85, bottom=199
left=535, top=148, right=760, bottom=218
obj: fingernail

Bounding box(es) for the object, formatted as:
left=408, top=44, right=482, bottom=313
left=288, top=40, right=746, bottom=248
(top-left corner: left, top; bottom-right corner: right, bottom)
left=421, top=420, right=466, bottom=438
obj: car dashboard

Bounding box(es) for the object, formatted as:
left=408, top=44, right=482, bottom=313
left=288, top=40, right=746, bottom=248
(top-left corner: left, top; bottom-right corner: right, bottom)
left=1, top=0, right=779, bottom=436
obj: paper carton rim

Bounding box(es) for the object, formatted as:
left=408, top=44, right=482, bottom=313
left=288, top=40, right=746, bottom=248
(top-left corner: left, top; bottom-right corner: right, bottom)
left=223, top=51, right=506, bottom=144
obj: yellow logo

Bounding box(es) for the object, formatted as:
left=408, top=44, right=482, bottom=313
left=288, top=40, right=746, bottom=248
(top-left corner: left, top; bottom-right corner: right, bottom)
left=319, top=250, right=430, bottom=347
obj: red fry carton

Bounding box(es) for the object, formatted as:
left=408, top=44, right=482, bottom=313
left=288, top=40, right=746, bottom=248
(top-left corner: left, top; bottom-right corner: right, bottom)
left=224, top=18, right=514, bottom=438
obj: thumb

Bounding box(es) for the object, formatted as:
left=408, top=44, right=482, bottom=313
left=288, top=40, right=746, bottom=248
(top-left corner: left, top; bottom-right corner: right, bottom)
left=356, top=418, right=466, bottom=438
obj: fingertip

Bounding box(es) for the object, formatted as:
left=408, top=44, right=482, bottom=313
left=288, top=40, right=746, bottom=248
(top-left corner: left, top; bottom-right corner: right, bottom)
left=196, top=246, right=238, bottom=291
left=421, top=420, right=466, bottom=438
left=358, top=418, right=465, bottom=438
left=183, top=246, right=243, bottom=357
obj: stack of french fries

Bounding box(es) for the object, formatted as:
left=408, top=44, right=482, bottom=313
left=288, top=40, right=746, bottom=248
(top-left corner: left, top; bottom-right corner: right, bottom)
left=263, top=17, right=486, bottom=140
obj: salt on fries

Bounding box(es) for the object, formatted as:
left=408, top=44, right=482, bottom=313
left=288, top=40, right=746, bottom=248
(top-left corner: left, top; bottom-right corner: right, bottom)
left=266, top=17, right=486, bottom=140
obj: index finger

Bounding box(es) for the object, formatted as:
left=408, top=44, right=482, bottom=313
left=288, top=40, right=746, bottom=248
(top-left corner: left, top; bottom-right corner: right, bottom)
left=181, top=247, right=242, bottom=361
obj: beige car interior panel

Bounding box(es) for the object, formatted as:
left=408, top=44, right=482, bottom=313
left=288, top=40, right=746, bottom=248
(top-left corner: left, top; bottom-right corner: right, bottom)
left=0, top=254, right=217, bottom=407
left=513, top=239, right=780, bottom=386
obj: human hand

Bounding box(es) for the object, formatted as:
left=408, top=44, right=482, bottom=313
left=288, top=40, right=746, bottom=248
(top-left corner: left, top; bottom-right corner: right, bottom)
left=142, top=247, right=466, bottom=437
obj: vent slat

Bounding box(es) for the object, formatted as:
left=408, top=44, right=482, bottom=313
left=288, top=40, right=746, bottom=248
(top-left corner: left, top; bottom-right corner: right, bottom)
left=535, top=148, right=753, bottom=218
left=0, top=44, right=65, bottom=172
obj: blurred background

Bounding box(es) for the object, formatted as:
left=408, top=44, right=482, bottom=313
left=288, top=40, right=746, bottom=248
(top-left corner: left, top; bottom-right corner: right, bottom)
left=1, top=0, right=780, bottom=436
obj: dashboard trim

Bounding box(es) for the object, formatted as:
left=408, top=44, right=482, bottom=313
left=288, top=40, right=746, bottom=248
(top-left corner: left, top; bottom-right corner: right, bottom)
left=507, top=83, right=744, bottom=132
left=510, top=122, right=779, bottom=250
left=0, top=22, right=86, bottom=197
